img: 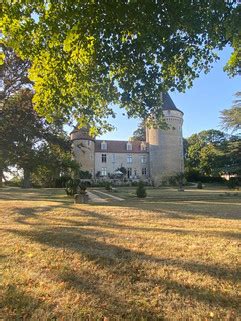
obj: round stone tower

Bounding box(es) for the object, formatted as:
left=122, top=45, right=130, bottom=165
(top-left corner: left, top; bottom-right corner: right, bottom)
left=70, top=128, right=95, bottom=177
left=146, top=93, right=184, bottom=186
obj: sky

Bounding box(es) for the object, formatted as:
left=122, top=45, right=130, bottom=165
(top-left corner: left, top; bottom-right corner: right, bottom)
left=98, top=46, right=240, bottom=140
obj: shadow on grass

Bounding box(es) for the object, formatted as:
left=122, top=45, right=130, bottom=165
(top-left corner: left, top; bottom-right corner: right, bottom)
left=3, top=225, right=240, bottom=315
left=1, top=284, right=55, bottom=320
left=10, top=203, right=241, bottom=244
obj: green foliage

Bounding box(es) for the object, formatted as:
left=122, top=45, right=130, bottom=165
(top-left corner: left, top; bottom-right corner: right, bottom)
left=79, top=170, right=92, bottom=179
left=1, top=48, right=78, bottom=188
left=130, top=121, right=146, bottom=141
left=79, top=181, right=88, bottom=192
left=65, top=179, right=80, bottom=196
left=2, top=2, right=239, bottom=132
left=221, top=92, right=241, bottom=133
left=197, top=181, right=203, bottom=189
left=105, top=182, right=112, bottom=191
left=65, top=179, right=89, bottom=196
left=55, top=175, right=72, bottom=188
left=226, top=178, right=240, bottom=190
left=186, top=129, right=241, bottom=177
left=136, top=181, right=147, bottom=198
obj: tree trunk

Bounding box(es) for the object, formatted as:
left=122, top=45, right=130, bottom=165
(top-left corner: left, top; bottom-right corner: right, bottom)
left=22, top=168, right=31, bottom=188
left=0, top=168, right=3, bottom=188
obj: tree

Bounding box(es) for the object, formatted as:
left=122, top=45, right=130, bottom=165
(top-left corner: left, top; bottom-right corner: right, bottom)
left=186, top=129, right=241, bottom=178
left=1, top=89, right=77, bottom=187
left=219, top=93, right=241, bottom=176
left=186, top=130, right=227, bottom=176
left=130, top=120, right=146, bottom=141
left=0, top=47, right=33, bottom=186
left=136, top=181, right=147, bottom=198
left=0, top=46, right=32, bottom=99
left=221, top=92, right=241, bottom=133
left=2, top=1, right=240, bottom=133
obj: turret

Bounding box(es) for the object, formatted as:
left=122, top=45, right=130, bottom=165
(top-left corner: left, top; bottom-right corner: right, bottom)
left=146, top=93, right=184, bottom=186
left=70, top=128, right=95, bottom=177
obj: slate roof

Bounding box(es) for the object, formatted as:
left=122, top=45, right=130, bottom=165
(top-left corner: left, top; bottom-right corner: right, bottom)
left=95, top=140, right=149, bottom=153
left=162, top=93, right=183, bottom=114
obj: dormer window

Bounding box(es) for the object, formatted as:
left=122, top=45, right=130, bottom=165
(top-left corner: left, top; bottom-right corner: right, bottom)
left=141, top=142, right=146, bottom=151
left=127, top=142, right=132, bottom=151
left=101, top=141, right=107, bottom=150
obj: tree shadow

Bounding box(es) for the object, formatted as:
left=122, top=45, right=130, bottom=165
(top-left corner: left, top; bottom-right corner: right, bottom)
left=3, top=225, right=240, bottom=314
left=1, top=284, right=56, bottom=320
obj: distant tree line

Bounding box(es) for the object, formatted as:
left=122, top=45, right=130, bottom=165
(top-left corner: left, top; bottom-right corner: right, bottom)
left=185, top=93, right=240, bottom=181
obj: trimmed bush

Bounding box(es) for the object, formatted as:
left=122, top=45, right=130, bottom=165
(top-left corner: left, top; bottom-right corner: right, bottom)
left=136, top=181, right=147, bottom=198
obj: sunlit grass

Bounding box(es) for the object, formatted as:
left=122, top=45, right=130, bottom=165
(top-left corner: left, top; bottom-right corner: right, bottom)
left=0, top=187, right=240, bottom=320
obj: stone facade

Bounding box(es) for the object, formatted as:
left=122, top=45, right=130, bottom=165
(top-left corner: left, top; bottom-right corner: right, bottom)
left=71, top=93, right=184, bottom=185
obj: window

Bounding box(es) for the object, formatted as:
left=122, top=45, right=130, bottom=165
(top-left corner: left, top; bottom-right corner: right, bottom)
left=133, top=169, right=137, bottom=177
left=112, top=154, right=115, bottom=163
left=102, top=154, right=107, bottom=163
left=101, top=141, right=107, bottom=150
left=127, top=155, right=132, bottom=164
left=141, top=156, right=146, bottom=164
left=101, top=167, right=107, bottom=176
left=142, top=168, right=147, bottom=176
left=127, top=168, right=132, bottom=178
left=127, top=142, right=132, bottom=151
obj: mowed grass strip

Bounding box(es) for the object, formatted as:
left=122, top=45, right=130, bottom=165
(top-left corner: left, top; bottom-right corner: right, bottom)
left=0, top=187, right=241, bottom=320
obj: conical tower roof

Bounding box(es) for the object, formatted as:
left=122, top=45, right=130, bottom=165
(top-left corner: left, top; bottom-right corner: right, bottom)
left=162, top=93, right=183, bottom=114
left=70, top=126, right=95, bottom=141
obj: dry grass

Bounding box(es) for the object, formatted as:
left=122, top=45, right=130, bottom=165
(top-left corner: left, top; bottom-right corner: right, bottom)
left=0, top=187, right=241, bottom=320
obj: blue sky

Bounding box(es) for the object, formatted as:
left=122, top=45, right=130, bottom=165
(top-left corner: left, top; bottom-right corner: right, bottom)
left=98, top=46, right=240, bottom=140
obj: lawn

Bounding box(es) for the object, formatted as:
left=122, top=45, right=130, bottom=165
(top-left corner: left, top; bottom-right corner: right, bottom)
left=0, top=187, right=240, bottom=320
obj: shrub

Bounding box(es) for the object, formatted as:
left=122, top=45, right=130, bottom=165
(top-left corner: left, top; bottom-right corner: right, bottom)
left=65, top=178, right=80, bottom=196
left=105, top=181, right=112, bottom=191
left=227, top=178, right=239, bottom=189
left=169, top=176, right=178, bottom=186
left=79, top=181, right=87, bottom=192
left=55, top=175, right=71, bottom=188
left=136, top=181, right=147, bottom=198
left=79, top=170, right=92, bottom=179
left=197, top=181, right=203, bottom=189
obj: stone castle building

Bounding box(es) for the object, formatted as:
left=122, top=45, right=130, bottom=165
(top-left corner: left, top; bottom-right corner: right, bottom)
left=71, top=93, right=184, bottom=185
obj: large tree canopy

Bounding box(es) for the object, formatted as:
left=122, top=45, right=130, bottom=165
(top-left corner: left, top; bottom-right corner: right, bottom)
left=186, top=129, right=241, bottom=176
left=0, top=47, right=78, bottom=187
left=2, top=1, right=240, bottom=133
left=221, top=92, right=241, bottom=133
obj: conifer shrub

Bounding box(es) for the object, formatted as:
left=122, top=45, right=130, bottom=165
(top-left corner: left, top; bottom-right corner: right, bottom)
left=136, top=181, right=147, bottom=198
left=105, top=181, right=112, bottom=191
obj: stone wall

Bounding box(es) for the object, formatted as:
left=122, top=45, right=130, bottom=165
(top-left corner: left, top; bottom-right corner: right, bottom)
left=72, top=139, right=95, bottom=176
left=95, top=152, right=149, bottom=178
left=146, top=109, right=184, bottom=185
